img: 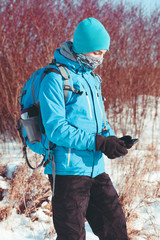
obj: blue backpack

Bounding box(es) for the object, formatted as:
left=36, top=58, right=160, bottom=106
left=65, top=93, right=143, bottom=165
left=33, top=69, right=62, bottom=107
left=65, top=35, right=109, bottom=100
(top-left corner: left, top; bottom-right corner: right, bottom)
left=17, top=61, right=82, bottom=170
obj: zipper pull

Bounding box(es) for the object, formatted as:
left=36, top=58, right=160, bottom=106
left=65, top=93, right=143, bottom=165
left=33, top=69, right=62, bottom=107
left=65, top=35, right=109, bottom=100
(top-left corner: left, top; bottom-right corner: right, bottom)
left=82, top=85, right=88, bottom=95
left=82, top=85, right=93, bottom=119
left=95, top=86, right=99, bottom=97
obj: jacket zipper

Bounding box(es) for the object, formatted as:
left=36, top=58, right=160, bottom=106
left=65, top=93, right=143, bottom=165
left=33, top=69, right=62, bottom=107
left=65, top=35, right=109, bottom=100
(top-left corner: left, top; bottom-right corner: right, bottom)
left=95, top=86, right=103, bottom=117
left=82, top=77, right=99, bottom=133
left=82, top=85, right=93, bottom=119
left=67, top=148, right=71, bottom=166
left=82, top=74, right=99, bottom=177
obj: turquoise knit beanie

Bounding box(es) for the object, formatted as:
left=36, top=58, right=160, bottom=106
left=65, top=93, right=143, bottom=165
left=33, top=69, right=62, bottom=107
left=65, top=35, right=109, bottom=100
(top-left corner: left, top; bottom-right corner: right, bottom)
left=72, top=18, right=110, bottom=54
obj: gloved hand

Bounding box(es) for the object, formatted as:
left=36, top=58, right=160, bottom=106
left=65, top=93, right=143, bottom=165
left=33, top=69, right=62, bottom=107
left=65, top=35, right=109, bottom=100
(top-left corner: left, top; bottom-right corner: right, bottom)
left=119, top=135, right=133, bottom=149
left=96, top=135, right=128, bottom=159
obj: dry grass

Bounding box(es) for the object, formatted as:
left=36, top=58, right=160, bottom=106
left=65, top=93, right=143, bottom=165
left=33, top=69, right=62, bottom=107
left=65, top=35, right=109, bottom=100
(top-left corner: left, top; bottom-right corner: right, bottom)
left=110, top=144, right=160, bottom=239
left=9, top=165, right=52, bottom=218
left=0, top=162, right=52, bottom=219
left=0, top=159, right=55, bottom=237
left=0, top=145, right=160, bottom=239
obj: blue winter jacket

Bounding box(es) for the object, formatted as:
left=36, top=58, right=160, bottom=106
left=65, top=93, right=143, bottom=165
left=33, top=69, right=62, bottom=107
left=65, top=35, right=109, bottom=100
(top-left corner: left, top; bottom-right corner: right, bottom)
left=39, top=42, right=115, bottom=177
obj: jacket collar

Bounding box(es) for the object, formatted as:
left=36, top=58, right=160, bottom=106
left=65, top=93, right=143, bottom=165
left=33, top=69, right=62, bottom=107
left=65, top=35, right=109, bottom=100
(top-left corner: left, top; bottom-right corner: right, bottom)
left=54, top=41, right=93, bottom=74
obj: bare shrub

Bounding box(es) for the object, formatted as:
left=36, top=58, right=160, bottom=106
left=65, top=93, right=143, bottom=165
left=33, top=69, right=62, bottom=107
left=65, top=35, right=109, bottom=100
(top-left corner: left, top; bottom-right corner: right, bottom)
left=0, top=0, right=159, bottom=140
left=0, top=0, right=160, bottom=238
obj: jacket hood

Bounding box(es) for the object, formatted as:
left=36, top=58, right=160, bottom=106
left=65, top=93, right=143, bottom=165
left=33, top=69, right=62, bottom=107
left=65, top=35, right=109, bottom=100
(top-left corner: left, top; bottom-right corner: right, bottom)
left=60, top=41, right=76, bottom=62
left=53, top=41, right=92, bottom=74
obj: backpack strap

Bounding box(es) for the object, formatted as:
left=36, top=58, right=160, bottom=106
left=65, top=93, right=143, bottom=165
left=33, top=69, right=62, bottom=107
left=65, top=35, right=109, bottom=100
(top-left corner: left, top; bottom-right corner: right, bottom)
left=44, top=64, right=83, bottom=102
left=41, top=64, right=83, bottom=181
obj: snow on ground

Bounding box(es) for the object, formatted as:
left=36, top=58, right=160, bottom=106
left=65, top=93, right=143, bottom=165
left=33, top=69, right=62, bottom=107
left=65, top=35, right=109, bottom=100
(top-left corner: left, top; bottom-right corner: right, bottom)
left=0, top=95, right=160, bottom=239
left=0, top=138, right=99, bottom=240
left=0, top=208, right=98, bottom=240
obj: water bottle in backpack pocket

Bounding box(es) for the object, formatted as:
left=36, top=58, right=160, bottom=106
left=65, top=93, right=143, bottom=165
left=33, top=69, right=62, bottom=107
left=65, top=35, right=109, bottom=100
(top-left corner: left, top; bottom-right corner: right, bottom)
left=20, top=104, right=42, bottom=144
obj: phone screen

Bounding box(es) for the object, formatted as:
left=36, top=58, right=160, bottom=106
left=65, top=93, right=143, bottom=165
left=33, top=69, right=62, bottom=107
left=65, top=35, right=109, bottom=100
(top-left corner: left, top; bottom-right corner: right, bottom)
left=132, top=138, right=138, bottom=144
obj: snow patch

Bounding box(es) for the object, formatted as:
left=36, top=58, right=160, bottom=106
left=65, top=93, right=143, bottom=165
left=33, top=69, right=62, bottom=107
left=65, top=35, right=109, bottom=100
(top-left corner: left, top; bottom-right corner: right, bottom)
left=6, top=162, right=18, bottom=179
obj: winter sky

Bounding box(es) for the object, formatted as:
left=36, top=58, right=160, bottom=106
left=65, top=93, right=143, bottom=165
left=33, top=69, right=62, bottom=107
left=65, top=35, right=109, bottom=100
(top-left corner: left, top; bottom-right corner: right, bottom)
left=123, top=0, right=160, bottom=13
left=101, top=0, right=160, bottom=15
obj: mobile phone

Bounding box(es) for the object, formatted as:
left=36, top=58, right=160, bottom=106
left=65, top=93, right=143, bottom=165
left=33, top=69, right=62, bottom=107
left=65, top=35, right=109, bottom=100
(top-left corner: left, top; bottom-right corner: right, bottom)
left=131, top=138, right=139, bottom=144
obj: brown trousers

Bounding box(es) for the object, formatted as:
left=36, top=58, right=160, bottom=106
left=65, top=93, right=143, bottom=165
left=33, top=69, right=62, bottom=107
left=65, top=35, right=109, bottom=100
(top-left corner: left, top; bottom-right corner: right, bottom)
left=48, top=173, right=129, bottom=240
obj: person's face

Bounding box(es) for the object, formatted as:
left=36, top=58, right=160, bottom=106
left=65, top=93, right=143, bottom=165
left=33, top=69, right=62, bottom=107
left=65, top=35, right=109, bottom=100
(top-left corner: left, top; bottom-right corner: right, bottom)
left=84, top=50, right=107, bottom=58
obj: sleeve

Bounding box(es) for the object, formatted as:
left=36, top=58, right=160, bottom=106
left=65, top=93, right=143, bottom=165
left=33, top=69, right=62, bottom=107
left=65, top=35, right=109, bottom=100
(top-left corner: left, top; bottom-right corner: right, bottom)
left=39, top=72, right=96, bottom=151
